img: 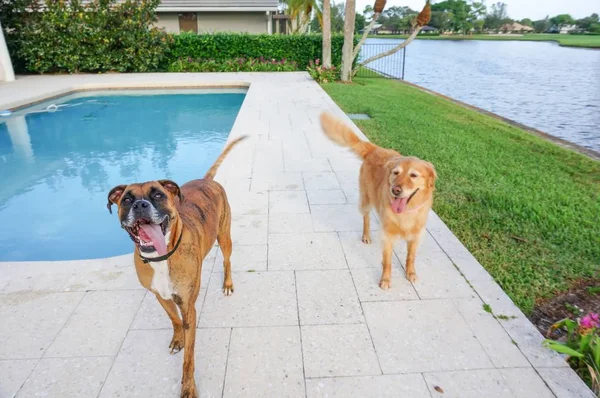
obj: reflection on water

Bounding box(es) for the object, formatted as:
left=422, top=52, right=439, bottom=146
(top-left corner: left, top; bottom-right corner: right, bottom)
left=0, top=92, right=245, bottom=261
left=364, top=38, right=600, bottom=152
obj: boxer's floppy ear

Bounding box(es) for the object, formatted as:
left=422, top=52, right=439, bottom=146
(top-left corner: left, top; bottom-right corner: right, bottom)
left=107, top=184, right=127, bottom=214
left=159, top=180, right=183, bottom=202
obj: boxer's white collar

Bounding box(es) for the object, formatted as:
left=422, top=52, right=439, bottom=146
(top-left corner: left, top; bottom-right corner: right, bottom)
left=139, top=232, right=183, bottom=264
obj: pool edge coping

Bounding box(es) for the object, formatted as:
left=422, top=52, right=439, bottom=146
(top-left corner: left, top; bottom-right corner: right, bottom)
left=2, top=81, right=251, bottom=112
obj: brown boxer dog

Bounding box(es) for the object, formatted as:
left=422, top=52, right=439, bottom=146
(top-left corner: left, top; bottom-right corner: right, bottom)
left=106, top=136, right=246, bottom=398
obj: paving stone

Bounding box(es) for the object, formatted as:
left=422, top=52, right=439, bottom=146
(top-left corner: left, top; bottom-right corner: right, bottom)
left=0, top=359, right=38, bottom=398
left=328, top=156, right=362, bottom=172
left=45, top=290, right=145, bottom=357
left=311, top=204, right=379, bottom=232
left=453, top=298, right=530, bottom=368
left=306, top=189, right=346, bottom=205
left=214, top=244, right=267, bottom=273
left=100, top=329, right=229, bottom=398
left=296, top=270, right=363, bottom=325
left=469, top=276, right=525, bottom=318
left=251, top=171, right=304, bottom=191
left=224, top=326, right=304, bottom=398
left=395, top=235, right=474, bottom=299
left=424, top=369, right=513, bottom=398
left=340, top=184, right=360, bottom=204
left=0, top=292, right=84, bottom=359
left=500, top=316, right=569, bottom=368
left=199, top=271, right=297, bottom=327
left=227, top=190, right=268, bottom=216
left=269, top=191, right=310, bottom=214
left=268, top=233, right=347, bottom=271
left=538, top=367, right=596, bottom=398
left=19, top=357, right=113, bottom=398
left=301, top=324, right=380, bottom=377
left=351, top=268, right=419, bottom=302
left=499, top=368, right=555, bottom=398
left=306, top=374, right=430, bottom=398
left=131, top=270, right=211, bottom=330
left=285, top=157, right=332, bottom=172
left=268, top=213, right=315, bottom=234
left=338, top=231, right=395, bottom=269
left=363, top=300, right=493, bottom=373
left=334, top=170, right=360, bottom=185
left=230, top=215, right=268, bottom=245
left=303, top=172, right=341, bottom=190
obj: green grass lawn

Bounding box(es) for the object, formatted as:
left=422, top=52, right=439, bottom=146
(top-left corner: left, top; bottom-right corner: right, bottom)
left=368, top=33, right=600, bottom=48
left=323, top=78, right=600, bottom=315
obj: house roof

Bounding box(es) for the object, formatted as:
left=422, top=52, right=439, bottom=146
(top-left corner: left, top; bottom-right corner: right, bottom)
left=156, top=0, right=279, bottom=12
left=501, top=22, right=534, bottom=31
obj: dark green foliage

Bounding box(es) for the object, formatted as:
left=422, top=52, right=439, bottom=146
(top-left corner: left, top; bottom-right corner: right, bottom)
left=167, top=33, right=349, bottom=70
left=0, top=0, right=171, bottom=73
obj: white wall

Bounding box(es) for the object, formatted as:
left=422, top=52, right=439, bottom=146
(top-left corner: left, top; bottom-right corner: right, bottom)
left=156, top=13, right=181, bottom=34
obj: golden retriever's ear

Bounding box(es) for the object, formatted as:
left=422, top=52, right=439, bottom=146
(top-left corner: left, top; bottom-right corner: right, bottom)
left=107, top=184, right=127, bottom=214
left=424, top=161, right=437, bottom=188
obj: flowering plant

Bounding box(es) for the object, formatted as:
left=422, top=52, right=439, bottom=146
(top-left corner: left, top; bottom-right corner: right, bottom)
left=306, top=59, right=339, bottom=84
left=543, top=312, right=600, bottom=394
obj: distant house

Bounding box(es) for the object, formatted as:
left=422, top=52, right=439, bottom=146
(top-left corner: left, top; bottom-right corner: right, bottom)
left=155, top=0, right=279, bottom=34
left=500, top=22, right=534, bottom=33
left=559, top=24, right=579, bottom=34
left=420, top=25, right=438, bottom=33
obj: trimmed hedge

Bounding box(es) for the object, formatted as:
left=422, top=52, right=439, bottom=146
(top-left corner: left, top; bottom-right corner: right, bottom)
left=165, top=33, right=352, bottom=70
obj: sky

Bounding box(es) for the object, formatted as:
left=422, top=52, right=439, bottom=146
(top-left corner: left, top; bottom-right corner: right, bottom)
left=353, top=0, right=600, bottom=20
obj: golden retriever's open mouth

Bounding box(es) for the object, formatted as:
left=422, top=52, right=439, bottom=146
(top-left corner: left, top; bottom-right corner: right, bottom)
left=390, top=188, right=419, bottom=214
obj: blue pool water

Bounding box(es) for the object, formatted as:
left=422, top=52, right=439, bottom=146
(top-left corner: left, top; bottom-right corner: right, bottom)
left=0, top=90, right=246, bottom=261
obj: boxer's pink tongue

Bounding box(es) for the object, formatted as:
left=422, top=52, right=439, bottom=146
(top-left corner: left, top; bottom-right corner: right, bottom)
left=139, top=224, right=168, bottom=256
left=391, top=197, right=409, bottom=214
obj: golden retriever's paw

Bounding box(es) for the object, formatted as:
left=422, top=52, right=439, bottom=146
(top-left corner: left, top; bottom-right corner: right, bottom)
left=222, top=281, right=234, bottom=296
left=406, top=272, right=418, bottom=283
left=362, top=235, right=372, bottom=244
left=379, top=278, right=391, bottom=290
left=169, top=332, right=184, bottom=354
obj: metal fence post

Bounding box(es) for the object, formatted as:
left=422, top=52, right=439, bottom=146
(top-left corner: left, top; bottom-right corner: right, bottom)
left=401, top=47, right=406, bottom=80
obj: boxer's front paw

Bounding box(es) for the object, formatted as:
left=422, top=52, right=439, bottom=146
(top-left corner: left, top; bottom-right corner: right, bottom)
left=223, top=279, right=234, bottom=296
left=169, top=331, right=184, bottom=354
left=181, top=381, right=198, bottom=398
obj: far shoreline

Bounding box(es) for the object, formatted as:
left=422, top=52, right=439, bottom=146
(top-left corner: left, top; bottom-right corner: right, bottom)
left=366, top=33, right=600, bottom=49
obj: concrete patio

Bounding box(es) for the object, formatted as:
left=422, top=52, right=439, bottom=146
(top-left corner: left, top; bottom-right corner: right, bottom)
left=0, top=73, right=594, bottom=398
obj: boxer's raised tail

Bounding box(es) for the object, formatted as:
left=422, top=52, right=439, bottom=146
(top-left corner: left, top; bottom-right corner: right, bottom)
left=319, top=112, right=376, bottom=160
left=204, top=136, right=248, bottom=180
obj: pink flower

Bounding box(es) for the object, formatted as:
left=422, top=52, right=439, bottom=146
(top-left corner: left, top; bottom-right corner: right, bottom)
left=580, top=313, right=599, bottom=329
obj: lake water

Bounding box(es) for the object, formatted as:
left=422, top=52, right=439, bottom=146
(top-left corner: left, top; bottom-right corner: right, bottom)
left=363, top=38, right=600, bottom=152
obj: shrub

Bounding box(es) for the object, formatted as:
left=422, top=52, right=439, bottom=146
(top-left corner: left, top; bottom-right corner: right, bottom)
left=306, top=59, right=338, bottom=83
left=543, top=312, right=600, bottom=394
left=168, top=57, right=298, bottom=73
left=166, top=33, right=351, bottom=70
left=1, top=0, right=171, bottom=73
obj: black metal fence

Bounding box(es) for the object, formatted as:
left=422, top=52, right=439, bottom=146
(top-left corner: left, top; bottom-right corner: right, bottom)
left=355, top=43, right=406, bottom=80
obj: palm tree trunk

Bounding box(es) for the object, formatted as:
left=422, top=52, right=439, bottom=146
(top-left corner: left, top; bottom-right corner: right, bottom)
left=322, top=0, right=331, bottom=67
left=340, top=0, right=356, bottom=82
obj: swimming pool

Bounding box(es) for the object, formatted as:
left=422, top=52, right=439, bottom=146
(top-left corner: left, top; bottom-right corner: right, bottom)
left=0, top=89, right=246, bottom=261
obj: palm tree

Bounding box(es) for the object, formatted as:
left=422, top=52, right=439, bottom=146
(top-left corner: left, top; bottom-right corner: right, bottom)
left=322, top=0, right=331, bottom=67
left=285, top=0, right=323, bottom=33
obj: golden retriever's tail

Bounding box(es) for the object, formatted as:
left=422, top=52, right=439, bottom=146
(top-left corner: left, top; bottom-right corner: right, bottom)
left=204, top=135, right=248, bottom=180
left=319, top=112, right=376, bottom=160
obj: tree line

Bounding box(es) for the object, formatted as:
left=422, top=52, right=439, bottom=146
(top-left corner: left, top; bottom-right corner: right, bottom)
left=301, top=0, right=599, bottom=35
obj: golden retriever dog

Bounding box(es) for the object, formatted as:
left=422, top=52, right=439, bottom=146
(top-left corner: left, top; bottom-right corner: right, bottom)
left=320, top=112, right=437, bottom=289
